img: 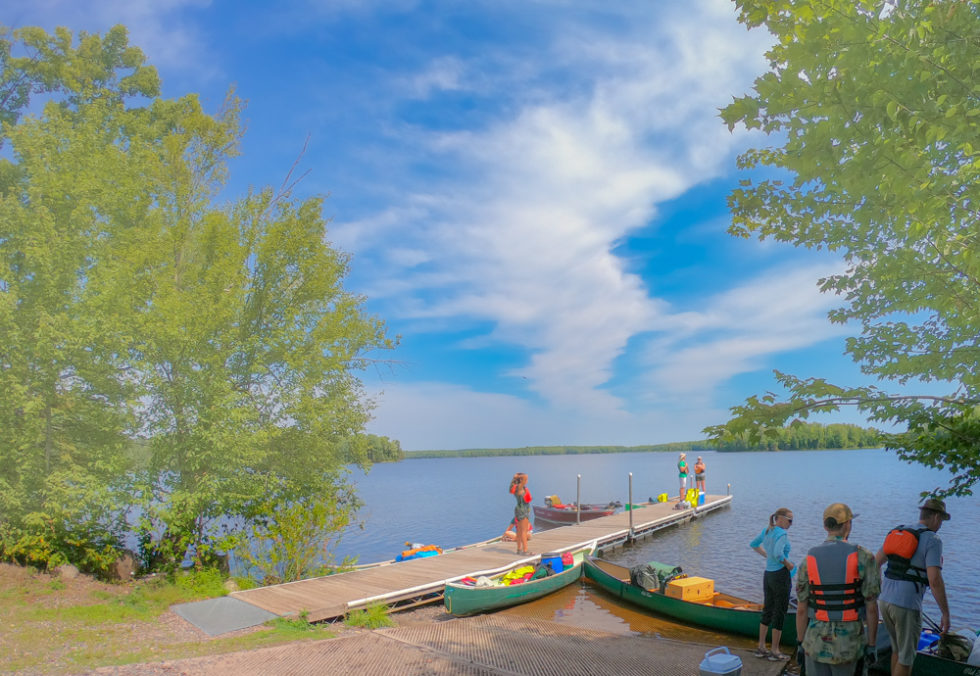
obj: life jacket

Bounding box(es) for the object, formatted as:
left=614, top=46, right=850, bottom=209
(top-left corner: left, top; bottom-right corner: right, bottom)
left=805, top=540, right=865, bottom=622
left=882, top=526, right=930, bottom=586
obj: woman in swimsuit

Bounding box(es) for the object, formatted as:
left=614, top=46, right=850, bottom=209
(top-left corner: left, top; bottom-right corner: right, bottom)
left=509, top=472, right=532, bottom=555
left=694, top=456, right=706, bottom=494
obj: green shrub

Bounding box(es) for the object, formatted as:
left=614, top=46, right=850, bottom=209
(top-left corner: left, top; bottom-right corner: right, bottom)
left=230, top=482, right=360, bottom=585
left=344, top=604, right=393, bottom=629
left=173, top=568, right=228, bottom=598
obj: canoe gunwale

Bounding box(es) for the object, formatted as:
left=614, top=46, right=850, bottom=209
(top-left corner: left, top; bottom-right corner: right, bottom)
left=583, top=555, right=796, bottom=642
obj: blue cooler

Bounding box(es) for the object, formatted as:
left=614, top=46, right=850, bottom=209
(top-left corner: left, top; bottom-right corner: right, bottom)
left=919, top=629, right=940, bottom=650
left=541, top=552, right=564, bottom=574
left=699, top=647, right=742, bottom=676
left=698, top=493, right=706, bottom=505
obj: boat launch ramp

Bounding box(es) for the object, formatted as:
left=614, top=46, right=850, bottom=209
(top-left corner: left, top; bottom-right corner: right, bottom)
left=174, top=494, right=731, bottom=635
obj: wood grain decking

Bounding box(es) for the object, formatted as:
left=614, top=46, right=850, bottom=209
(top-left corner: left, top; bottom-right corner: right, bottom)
left=231, top=494, right=732, bottom=622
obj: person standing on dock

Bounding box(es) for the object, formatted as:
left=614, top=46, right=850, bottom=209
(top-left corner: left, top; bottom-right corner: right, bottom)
left=874, top=497, right=951, bottom=676
left=677, top=453, right=689, bottom=502
left=750, top=507, right=795, bottom=661
left=694, top=456, right=706, bottom=494
left=796, top=503, right=880, bottom=676
left=510, top=473, right=532, bottom=555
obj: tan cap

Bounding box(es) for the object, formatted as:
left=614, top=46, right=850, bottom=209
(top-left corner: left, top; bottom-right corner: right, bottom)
left=823, top=502, right=857, bottom=527
left=922, top=497, right=951, bottom=521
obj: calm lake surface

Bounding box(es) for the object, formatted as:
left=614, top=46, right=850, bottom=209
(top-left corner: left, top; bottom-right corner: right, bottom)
left=339, top=449, right=979, bottom=630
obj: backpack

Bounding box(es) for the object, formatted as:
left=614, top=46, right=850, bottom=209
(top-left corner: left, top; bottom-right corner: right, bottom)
left=882, top=526, right=929, bottom=585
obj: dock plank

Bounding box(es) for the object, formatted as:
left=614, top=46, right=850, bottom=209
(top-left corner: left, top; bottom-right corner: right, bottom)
left=231, top=493, right=732, bottom=621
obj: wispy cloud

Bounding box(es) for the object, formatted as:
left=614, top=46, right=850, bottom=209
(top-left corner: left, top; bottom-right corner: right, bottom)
left=339, top=0, right=778, bottom=422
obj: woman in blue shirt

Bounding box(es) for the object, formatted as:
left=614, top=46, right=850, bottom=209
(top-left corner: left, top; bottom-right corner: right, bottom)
left=749, top=507, right=795, bottom=661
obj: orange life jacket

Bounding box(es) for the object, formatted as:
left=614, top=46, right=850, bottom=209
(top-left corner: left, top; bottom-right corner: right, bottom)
left=882, top=526, right=929, bottom=586
left=805, top=540, right=865, bottom=622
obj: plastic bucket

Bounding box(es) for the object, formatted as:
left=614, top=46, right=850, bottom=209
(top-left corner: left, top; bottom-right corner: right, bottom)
left=541, top=552, right=564, bottom=574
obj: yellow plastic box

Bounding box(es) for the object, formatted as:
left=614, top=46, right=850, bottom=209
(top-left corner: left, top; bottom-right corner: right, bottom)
left=665, top=576, right=714, bottom=602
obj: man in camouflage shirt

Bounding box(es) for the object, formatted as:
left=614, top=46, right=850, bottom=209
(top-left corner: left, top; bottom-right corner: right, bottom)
left=796, top=503, right=880, bottom=676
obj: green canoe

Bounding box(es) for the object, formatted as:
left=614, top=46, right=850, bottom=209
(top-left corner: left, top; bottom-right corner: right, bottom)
left=444, top=545, right=593, bottom=616
left=909, top=652, right=980, bottom=676
left=872, top=631, right=980, bottom=676
left=583, top=555, right=798, bottom=643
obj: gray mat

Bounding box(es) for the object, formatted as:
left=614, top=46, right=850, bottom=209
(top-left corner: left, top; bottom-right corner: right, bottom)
left=172, top=596, right=279, bottom=636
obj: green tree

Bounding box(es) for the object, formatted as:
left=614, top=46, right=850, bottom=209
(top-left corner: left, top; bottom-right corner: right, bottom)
left=0, top=25, right=160, bottom=574
left=0, top=25, right=395, bottom=574
left=711, top=1, right=980, bottom=496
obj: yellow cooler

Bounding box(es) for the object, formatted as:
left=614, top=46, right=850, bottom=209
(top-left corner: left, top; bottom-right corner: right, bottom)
left=666, top=576, right=715, bottom=602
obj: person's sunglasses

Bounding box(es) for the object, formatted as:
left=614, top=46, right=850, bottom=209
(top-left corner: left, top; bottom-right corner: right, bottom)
left=785, top=517, right=793, bottom=524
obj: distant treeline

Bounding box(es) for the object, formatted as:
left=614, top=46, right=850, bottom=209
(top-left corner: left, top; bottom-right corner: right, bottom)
left=403, top=422, right=881, bottom=458
left=711, top=421, right=881, bottom=452
left=404, top=441, right=703, bottom=459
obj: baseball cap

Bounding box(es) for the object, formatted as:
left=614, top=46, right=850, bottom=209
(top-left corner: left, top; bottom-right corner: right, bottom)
left=823, top=502, right=857, bottom=528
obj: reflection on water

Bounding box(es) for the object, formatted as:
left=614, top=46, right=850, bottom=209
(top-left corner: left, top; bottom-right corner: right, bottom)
left=501, top=582, right=757, bottom=650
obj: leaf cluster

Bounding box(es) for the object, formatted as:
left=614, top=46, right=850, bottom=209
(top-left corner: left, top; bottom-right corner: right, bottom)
left=715, top=0, right=980, bottom=496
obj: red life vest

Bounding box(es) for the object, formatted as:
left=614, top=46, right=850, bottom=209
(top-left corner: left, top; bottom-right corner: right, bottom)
left=805, top=540, right=865, bottom=622
left=882, top=526, right=929, bottom=586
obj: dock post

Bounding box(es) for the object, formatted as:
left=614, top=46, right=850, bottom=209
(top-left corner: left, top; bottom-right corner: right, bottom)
left=576, top=474, right=581, bottom=524
left=727, top=483, right=731, bottom=495
left=628, top=472, right=634, bottom=540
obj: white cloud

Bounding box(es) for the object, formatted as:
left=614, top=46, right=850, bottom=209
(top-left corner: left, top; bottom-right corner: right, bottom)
left=337, top=0, right=776, bottom=419
left=366, top=381, right=727, bottom=450
left=640, top=263, right=849, bottom=402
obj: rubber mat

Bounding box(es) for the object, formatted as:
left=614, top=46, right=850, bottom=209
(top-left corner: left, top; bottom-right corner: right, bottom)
left=171, top=596, right=278, bottom=636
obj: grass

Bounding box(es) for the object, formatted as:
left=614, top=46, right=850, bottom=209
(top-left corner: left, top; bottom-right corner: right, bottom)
left=0, top=566, right=344, bottom=675
left=344, top=604, right=394, bottom=629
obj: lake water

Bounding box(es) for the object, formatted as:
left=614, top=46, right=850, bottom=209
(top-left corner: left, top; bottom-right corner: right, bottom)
left=339, top=448, right=979, bottom=629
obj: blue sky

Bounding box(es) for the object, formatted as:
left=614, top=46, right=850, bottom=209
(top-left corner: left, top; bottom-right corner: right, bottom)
left=8, top=0, right=872, bottom=450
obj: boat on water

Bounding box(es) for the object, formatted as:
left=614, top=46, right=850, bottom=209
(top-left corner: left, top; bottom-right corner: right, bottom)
left=583, top=555, right=797, bottom=643
left=444, top=543, right=595, bottom=616
left=532, top=495, right=620, bottom=524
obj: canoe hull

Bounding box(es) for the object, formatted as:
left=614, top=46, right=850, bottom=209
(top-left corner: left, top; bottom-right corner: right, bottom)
left=584, top=555, right=797, bottom=643
left=912, top=652, right=980, bottom=676
left=532, top=504, right=615, bottom=524
left=444, top=548, right=589, bottom=616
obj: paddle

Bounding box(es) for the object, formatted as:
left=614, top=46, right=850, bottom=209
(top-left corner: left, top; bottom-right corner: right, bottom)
left=922, top=612, right=944, bottom=635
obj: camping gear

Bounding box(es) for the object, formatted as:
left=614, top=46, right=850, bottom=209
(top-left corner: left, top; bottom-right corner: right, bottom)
left=666, top=576, right=715, bottom=602
left=699, top=647, right=742, bottom=676
left=541, top=552, right=564, bottom=574
left=583, top=555, right=797, bottom=643
left=919, top=628, right=941, bottom=650
left=444, top=543, right=595, bottom=616
left=395, top=544, right=442, bottom=561
left=629, top=561, right=685, bottom=592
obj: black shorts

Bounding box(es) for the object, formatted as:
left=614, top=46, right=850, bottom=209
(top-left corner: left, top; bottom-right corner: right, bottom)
left=760, top=567, right=791, bottom=628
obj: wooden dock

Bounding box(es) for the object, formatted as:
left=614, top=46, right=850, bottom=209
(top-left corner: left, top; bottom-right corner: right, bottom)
left=231, top=494, right=732, bottom=622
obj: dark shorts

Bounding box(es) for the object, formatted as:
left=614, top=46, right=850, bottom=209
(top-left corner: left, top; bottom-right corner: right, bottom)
left=695, top=473, right=705, bottom=481
left=760, top=567, right=791, bottom=628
